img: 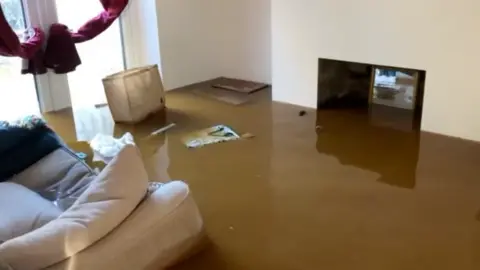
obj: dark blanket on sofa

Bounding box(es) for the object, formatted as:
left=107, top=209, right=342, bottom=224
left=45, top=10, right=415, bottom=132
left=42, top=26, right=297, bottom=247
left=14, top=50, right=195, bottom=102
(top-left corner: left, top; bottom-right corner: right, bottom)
left=0, top=116, right=64, bottom=182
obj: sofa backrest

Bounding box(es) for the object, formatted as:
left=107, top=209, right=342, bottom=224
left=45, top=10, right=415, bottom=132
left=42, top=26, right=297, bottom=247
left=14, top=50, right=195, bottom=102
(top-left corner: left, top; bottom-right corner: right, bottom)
left=9, top=147, right=96, bottom=211
left=0, top=123, right=64, bottom=182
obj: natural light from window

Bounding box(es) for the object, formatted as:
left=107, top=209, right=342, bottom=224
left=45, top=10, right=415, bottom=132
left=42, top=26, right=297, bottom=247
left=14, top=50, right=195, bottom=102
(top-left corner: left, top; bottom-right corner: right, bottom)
left=0, top=0, right=40, bottom=120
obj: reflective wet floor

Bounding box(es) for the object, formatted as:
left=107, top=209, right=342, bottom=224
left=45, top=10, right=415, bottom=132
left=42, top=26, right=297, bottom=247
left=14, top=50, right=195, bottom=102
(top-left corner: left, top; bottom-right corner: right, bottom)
left=45, top=89, right=480, bottom=270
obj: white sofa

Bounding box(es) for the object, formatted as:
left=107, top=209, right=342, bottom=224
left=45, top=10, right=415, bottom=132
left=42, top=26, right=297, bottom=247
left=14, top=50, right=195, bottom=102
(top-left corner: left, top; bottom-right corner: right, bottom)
left=0, top=146, right=204, bottom=270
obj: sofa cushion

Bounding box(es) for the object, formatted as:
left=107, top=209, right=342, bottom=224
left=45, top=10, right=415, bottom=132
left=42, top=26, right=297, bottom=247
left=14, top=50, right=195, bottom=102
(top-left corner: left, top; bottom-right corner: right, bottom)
left=0, top=182, right=62, bottom=243
left=0, top=145, right=149, bottom=270
left=9, top=147, right=97, bottom=211
left=0, top=116, right=65, bottom=182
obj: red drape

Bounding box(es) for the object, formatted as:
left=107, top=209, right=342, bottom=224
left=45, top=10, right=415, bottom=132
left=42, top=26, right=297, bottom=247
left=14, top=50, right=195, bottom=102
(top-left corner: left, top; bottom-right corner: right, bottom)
left=0, top=0, right=129, bottom=74
left=71, top=0, right=128, bottom=43
left=0, top=6, right=44, bottom=59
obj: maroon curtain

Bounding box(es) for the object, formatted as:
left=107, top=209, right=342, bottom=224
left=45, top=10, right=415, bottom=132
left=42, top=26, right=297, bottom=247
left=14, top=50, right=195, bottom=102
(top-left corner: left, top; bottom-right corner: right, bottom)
left=0, top=6, right=44, bottom=59
left=1, top=0, right=128, bottom=74
left=71, top=0, right=129, bottom=43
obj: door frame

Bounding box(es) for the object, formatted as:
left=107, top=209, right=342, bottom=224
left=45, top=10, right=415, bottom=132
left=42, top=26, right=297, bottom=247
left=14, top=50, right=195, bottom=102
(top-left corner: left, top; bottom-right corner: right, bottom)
left=22, top=0, right=71, bottom=112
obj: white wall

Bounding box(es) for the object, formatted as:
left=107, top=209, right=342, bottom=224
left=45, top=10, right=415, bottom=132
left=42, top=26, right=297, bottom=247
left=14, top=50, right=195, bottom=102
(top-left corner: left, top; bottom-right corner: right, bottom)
left=213, top=0, right=271, bottom=84
left=156, top=0, right=271, bottom=90
left=272, top=0, right=480, bottom=141
left=122, top=0, right=162, bottom=70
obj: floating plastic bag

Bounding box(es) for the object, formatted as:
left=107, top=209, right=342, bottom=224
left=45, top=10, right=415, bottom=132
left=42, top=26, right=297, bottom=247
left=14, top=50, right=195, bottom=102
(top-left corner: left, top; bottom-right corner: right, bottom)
left=90, top=133, right=135, bottom=164
left=182, top=125, right=241, bottom=148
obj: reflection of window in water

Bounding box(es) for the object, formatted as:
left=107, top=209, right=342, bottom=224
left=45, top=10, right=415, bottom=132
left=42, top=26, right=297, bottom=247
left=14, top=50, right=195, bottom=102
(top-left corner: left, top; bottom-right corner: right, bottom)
left=375, top=69, right=397, bottom=86
left=378, top=69, right=396, bottom=77
left=373, top=68, right=418, bottom=110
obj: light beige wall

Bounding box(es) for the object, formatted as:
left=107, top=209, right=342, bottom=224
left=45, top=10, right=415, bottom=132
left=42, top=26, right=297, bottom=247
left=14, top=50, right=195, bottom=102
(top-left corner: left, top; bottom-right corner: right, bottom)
left=122, top=0, right=161, bottom=70
left=155, top=0, right=220, bottom=90
left=156, top=0, right=271, bottom=90
left=272, top=0, right=480, bottom=141
left=213, top=0, right=271, bottom=84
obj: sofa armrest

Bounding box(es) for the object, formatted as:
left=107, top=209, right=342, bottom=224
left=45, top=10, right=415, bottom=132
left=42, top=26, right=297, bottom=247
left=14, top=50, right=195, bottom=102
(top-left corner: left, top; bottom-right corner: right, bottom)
left=47, top=181, right=205, bottom=270
left=1, top=146, right=149, bottom=270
